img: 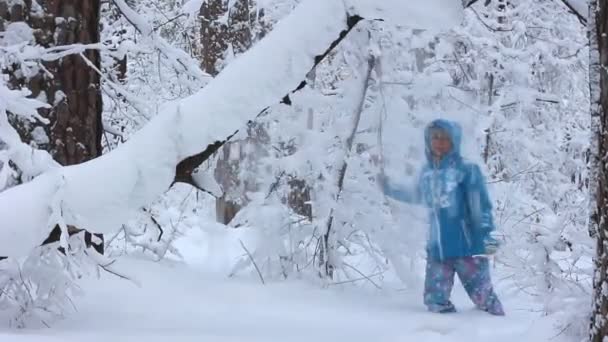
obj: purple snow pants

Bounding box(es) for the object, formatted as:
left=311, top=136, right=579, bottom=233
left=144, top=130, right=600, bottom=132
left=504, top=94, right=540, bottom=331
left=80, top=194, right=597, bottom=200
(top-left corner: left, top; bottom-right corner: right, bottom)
left=424, top=256, right=504, bottom=315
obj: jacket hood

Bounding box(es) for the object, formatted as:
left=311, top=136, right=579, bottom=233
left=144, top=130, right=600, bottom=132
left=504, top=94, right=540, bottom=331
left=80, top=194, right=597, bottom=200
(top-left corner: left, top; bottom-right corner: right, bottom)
left=424, top=119, right=462, bottom=165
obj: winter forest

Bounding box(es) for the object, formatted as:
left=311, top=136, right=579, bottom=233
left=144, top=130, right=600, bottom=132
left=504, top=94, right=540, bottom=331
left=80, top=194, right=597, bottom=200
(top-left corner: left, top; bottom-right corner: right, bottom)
left=0, top=0, right=605, bottom=341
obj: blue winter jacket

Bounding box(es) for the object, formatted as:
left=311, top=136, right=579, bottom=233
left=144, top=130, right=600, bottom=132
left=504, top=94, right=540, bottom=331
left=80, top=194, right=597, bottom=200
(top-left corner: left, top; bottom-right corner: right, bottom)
left=381, top=119, right=495, bottom=261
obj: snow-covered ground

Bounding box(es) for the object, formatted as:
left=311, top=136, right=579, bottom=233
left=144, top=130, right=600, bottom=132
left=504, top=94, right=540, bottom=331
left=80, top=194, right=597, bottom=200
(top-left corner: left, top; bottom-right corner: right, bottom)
left=0, top=228, right=570, bottom=342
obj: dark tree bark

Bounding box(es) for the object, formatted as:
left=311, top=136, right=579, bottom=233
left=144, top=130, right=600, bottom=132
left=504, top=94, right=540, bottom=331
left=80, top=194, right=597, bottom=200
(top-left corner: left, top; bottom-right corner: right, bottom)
left=0, top=0, right=104, bottom=254
left=199, top=0, right=258, bottom=225
left=590, top=0, right=608, bottom=340
left=102, top=2, right=128, bottom=83
left=199, top=0, right=229, bottom=76
left=1, top=0, right=103, bottom=165
left=287, top=178, right=312, bottom=219
left=183, top=9, right=363, bottom=227
left=229, top=0, right=252, bottom=54
left=200, top=0, right=313, bottom=225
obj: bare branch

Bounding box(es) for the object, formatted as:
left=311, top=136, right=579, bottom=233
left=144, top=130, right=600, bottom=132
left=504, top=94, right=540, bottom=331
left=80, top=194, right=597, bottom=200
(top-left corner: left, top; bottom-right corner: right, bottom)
left=558, top=0, right=587, bottom=25
left=239, top=239, right=265, bottom=285
left=321, top=52, right=376, bottom=278
left=110, top=0, right=208, bottom=80
left=341, top=262, right=383, bottom=289
left=469, top=7, right=513, bottom=32
left=463, top=0, right=481, bottom=8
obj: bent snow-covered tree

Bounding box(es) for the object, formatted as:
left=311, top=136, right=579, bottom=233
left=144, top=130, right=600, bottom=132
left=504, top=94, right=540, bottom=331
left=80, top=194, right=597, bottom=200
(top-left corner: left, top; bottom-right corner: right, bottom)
left=0, top=0, right=464, bottom=258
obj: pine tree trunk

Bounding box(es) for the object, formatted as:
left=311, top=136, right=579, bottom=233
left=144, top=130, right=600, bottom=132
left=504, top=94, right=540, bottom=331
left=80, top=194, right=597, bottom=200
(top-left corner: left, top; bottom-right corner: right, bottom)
left=589, top=0, right=608, bottom=340
left=2, top=0, right=103, bottom=165
left=104, top=2, right=128, bottom=83
left=198, top=0, right=311, bottom=225
left=199, top=0, right=229, bottom=76
left=0, top=0, right=104, bottom=253
left=229, top=0, right=252, bottom=54
left=199, top=0, right=256, bottom=224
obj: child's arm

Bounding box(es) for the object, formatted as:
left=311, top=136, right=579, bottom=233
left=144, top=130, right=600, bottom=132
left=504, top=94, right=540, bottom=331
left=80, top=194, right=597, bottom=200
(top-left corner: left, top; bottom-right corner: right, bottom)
left=378, top=173, right=420, bottom=204
left=466, top=164, right=498, bottom=251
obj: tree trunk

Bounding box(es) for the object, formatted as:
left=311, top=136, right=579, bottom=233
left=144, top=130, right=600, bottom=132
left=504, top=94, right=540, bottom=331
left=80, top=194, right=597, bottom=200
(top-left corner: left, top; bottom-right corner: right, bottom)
left=319, top=55, right=375, bottom=278
left=208, top=0, right=312, bottom=225
left=199, top=0, right=258, bottom=225
left=103, top=2, right=128, bottom=83
left=199, top=0, right=229, bottom=76
left=2, top=0, right=103, bottom=165
left=0, top=0, right=104, bottom=254
left=590, top=0, right=608, bottom=340
left=229, top=0, right=252, bottom=54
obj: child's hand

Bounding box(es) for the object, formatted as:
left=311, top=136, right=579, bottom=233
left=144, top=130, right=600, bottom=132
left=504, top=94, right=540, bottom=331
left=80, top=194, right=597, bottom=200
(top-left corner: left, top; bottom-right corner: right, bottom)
left=484, top=235, right=500, bottom=255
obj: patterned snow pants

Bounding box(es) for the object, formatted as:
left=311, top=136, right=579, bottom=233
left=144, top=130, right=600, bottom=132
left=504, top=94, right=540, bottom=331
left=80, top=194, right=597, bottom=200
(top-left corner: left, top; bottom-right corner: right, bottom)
left=424, top=256, right=504, bottom=315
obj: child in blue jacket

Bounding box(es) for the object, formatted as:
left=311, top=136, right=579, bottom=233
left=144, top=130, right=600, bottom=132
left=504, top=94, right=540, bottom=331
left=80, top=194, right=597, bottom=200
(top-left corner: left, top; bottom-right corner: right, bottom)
left=379, top=119, right=504, bottom=315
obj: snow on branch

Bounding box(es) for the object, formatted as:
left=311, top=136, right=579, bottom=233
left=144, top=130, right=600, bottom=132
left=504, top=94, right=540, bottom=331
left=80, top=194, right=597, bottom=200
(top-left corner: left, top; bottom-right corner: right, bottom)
left=559, top=0, right=588, bottom=25
left=0, top=0, right=463, bottom=257
left=111, top=0, right=154, bottom=36
left=465, top=0, right=587, bottom=25
left=463, top=0, right=481, bottom=7
left=319, top=53, right=376, bottom=278
left=181, top=0, right=207, bottom=16
left=174, top=0, right=463, bottom=191
left=173, top=12, right=366, bottom=192
left=111, top=0, right=209, bottom=82
left=0, top=0, right=351, bottom=257
left=346, top=0, right=463, bottom=29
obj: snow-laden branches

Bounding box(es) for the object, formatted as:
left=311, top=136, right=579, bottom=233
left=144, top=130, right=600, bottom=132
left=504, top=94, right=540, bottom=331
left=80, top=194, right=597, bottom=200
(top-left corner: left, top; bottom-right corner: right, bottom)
left=465, top=0, right=587, bottom=25
left=0, top=0, right=360, bottom=257
left=110, top=0, right=209, bottom=82
left=319, top=53, right=376, bottom=278
left=0, top=28, right=61, bottom=186
left=0, top=0, right=463, bottom=259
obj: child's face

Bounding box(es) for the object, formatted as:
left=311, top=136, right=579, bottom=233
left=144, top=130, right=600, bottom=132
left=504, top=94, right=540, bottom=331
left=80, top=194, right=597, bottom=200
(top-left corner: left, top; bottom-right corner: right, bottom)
left=430, top=129, right=452, bottom=157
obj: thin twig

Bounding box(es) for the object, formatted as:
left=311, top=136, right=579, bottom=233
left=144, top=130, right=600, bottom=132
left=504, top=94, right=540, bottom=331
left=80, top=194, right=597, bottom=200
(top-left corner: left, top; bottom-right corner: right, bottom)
left=341, top=262, right=383, bottom=289
left=464, top=0, right=481, bottom=8
left=98, top=263, right=132, bottom=281
left=446, top=91, right=485, bottom=115
left=78, top=52, right=151, bottom=117
left=557, top=44, right=588, bottom=59
left=106, top=225, right=126, bottom=248
left=381, top=81, right=413, bottom=86
left=453, top=51, right=472, bottom=83
left=239, top=239, right=265, bottom=285
left=469, top=7, right=513, bottom=32
left=266, top=170, right=286, bottom=199
left=511, top=208, right=545, bottom=229
left=154, top=13, right=188, bottom=30
left=92, top=256, right=138, bottom=286
left=487, top=163, right=550, bottom=184
left=142, top=208, right=164, bottom=242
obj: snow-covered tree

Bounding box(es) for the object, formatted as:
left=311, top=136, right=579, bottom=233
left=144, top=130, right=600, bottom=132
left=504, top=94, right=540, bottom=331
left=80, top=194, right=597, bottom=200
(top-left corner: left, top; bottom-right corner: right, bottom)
left=589, top=0, right=608, bottom=340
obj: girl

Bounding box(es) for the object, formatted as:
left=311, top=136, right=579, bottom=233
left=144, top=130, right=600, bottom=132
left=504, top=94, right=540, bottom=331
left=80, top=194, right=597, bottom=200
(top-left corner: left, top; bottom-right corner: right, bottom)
left=379, top=119, right=504, bottom=315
